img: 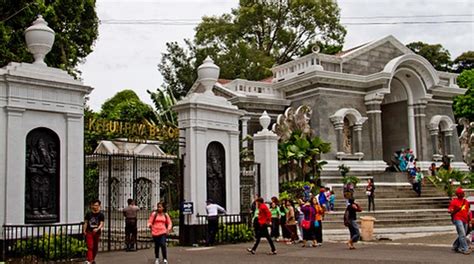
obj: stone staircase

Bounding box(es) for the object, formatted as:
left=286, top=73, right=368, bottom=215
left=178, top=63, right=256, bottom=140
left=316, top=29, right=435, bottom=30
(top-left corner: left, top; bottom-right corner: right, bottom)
left=322, top=173, right=452, bottom=230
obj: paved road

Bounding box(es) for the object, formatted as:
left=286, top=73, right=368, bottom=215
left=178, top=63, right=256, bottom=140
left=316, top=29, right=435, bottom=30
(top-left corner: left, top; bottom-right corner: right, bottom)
left=95, top=237, right=473, bottom=264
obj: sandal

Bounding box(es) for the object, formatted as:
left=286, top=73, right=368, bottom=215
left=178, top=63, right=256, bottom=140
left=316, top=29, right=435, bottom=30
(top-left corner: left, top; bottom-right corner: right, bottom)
left=247, top=248, right=255, bottom=254
left=267, top=251, right=277, bottom=255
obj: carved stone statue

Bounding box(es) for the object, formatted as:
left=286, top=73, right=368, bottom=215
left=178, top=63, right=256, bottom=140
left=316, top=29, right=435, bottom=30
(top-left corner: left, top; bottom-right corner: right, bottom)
left=25, top=128, right=59, bottom=223
left=458, top=118, right=471, bottom=164
left=206, top=142, right=226, bottom=207
left=343, top=118, right=353, bottom=154
left=272, top=105, right=314, bottom=141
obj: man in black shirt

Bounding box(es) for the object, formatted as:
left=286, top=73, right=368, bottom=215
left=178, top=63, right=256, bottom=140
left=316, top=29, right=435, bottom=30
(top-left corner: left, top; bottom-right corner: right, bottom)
left=84, top=199, right=105, bottom=264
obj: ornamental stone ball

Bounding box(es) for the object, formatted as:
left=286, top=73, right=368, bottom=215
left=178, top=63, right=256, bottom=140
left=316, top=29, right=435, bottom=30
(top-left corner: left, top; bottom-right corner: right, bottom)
left=197, top=56, right=220, bottom=95
left=24, top=15, right=55, bottom=66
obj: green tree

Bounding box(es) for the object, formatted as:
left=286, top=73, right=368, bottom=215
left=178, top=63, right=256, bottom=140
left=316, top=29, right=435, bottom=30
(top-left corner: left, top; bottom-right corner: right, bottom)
left=157, top=0, right=346, bottom=99
left=99, top=89, right=156, bottom=123
left=0, top=0, right=99, bottom=77
left=453, top=69, right=474, bottom=120
left=406, top=41, right=452, bottom=71
left=453, top=51, right=474, bottom=73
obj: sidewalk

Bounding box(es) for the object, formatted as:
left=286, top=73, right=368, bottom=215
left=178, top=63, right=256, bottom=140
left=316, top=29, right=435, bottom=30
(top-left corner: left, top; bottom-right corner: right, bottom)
left=94, top=232, right=472, bottom=264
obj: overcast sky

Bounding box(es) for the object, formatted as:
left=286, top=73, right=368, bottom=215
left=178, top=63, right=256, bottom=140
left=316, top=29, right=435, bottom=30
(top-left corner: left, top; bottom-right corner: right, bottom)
left=78, top=0, right=474, bottom=111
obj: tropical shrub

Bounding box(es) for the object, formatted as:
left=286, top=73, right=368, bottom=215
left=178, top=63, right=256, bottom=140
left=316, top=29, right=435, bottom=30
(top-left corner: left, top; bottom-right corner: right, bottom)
left=219, top=223, right=253, bottom=243
left=12, top=235, right=86, bottom=261
left=428, top=169, right=472, bottom=197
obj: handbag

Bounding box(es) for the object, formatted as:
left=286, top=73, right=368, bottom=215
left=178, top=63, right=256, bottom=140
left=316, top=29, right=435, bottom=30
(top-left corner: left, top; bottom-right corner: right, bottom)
left=314, top=220, right=320, bottom=228
left=301, top=219, right=311, bottom=230
left=366, top=191, right=371, bottom=196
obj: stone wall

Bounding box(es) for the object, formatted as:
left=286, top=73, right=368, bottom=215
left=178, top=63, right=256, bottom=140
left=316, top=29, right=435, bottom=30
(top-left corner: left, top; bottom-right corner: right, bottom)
left=342, top=42, right=404, bottom=75
left=290, top=87, right=369, bottom=160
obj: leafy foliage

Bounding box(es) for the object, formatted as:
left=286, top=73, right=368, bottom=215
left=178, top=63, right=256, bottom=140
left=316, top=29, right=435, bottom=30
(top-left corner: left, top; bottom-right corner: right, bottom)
left=12, top=234, right=86, bottom=261
left=428, top=169, right=471, bottom=197
left=218, top=223, right=254, bottom=243
left=453, top=69, right=474, bottom=121
left=0, top=0, right=99, bottom=77
left=338, top=164, right=350, bottom=177
left=453, top=51, right=474, bottom=73
left=406, top=41, right=452, bottom=71
left=158, top=0, right=346, bottom=98
left=280, top=181, right=312, bottom=201
left=342, top=175, right=361, bottom=186
left=278, top=131, right=330, bottom=182
left=84, top=164, right=99, bottom=207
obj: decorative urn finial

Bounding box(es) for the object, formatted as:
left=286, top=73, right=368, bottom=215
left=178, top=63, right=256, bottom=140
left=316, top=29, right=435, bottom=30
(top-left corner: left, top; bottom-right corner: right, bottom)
left=24, top=15, right=55, bottom=66
left=197, top=56, right=220, bottom=95
left=260, top=111, right=271, bottom=132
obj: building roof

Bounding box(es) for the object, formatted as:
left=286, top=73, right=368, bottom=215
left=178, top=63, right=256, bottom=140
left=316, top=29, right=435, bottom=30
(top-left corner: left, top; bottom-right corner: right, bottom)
left=94, top=139, right=176, bottom=159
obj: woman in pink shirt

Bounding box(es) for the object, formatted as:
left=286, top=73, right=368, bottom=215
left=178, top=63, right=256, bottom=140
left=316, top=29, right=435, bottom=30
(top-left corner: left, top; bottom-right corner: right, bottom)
left=148, top=202, right=172, bottom=264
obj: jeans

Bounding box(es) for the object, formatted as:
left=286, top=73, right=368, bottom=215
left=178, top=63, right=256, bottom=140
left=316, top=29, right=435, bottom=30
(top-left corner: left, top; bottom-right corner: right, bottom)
left=153, top=235, right=167, bottom=260
left=348, top=220, right=360, bottom=243
left=85, top=231, right=101, bottom=262
left=452, top=220, right=469, bottom=253
left=368, top=195, right=375, bottom=211
left=251, top=223, right=276, bottom=252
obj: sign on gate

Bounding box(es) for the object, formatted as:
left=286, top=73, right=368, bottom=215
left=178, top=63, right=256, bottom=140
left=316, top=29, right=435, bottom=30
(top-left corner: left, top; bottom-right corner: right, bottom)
left=182, top=202, right=194, bottom=215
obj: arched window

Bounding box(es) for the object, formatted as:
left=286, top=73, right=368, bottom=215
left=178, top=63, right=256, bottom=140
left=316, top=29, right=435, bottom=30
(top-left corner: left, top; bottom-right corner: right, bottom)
left=330, top=108, right=368, bottom=160
left=110, top=177, right=120, bottom=209
left=428, top=115, right=455, bottom=161
left=136, top=177, right=152, bottom=209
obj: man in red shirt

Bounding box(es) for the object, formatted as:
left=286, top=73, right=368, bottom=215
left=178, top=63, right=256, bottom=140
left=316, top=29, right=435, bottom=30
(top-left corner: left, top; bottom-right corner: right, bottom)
left=448, top=187, right=471, bottom=254
left=247, top=197, right=277, bottom=255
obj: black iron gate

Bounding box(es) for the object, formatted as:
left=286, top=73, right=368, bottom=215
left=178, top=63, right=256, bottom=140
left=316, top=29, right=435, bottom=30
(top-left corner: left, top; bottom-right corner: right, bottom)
left=85, top=153, right=177, bottom=251
left=239, top=161, right=260, bottom=213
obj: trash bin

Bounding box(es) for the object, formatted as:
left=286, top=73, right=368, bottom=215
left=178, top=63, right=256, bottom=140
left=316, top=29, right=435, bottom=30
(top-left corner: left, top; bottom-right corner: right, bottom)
left=360, top=216, right=376, bottom=241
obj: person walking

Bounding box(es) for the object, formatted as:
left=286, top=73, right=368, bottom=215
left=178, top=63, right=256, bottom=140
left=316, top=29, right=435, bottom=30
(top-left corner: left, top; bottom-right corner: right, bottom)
left=247, top=197, right=277, bottom=255
left=83, top=199, right=105, bottom=264
left=314, top=198, right=325, bottom=246
left=366, top=179, right=375, bottom=212
left=148, top=202, right=172, bottom=264
left=123, top=198, right=139, bottom=251
left=206, top=199, right=226, bottom=246
left=279, top=198, right=289, bottom=242
left=299, top=198, right=317, bottom=247
left=284, top=200, right=298, bottom=244
left=344, top=198, right=362, bottom=249
left=269, top=200, right=283, bottom=240
left=448, top=187, right=471, bottom=255
left=413, top=167, right=424, bottom=197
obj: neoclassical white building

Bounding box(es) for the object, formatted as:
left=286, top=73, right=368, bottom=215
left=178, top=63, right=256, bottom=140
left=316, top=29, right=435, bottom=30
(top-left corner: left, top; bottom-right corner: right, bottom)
left=204, top=35, right=468, bottom=175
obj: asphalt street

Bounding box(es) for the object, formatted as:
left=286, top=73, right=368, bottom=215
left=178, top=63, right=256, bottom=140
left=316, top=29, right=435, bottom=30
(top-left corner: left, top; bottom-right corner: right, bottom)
left=94, top=234, right=473, bottom=264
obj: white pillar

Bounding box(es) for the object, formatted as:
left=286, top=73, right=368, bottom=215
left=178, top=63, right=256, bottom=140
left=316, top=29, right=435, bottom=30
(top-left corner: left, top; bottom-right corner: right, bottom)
left=407, top=105, right=417, bottom=154
left=253, top=111, right=279, bottom=201
left=240, top=116, right=251, bottom=148
left=65, top=113, right=84, bottom=223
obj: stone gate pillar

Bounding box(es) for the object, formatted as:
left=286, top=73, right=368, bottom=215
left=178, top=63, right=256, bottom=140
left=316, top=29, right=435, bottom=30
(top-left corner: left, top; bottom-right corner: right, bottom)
left=174, top=57, right=243, bottom=226
left=253, top=111, right=279, bottom=201
left=0, top=16, right=92, bottom=227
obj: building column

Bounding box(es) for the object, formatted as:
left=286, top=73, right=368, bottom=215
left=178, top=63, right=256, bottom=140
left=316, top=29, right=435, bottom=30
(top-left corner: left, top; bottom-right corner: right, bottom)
left=5, top=106, right=26, bottom=224
left=334, top=121, right=344, bottom=155
left=429, top=129, right=441, bottom=161
left=444, top=130, right=454, bottom=159
left=253, top=112, right=279, bottom=201
left=354, top=124, right=363, bottom=155
left=413, top=103, right=428, bottom=160
left=240, top=116, right=251, bottom=148
left=65, top=113, right=84, bottom=223
left=365, top=93, right=384, bottom=160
